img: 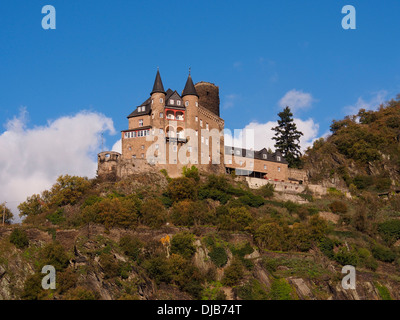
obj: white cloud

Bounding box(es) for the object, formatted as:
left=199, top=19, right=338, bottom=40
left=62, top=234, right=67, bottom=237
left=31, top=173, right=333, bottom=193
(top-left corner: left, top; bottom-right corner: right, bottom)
left=343, top=90, right=388, bottom=115
left=222, top=94, right=239, bottom=110
left=0, top=109, right=115, bottom=223
left=112, top=139, right=122, bottom=153
left=278, top=89, right=315, bottom=112
left=224, top=118, right=319, bottom=152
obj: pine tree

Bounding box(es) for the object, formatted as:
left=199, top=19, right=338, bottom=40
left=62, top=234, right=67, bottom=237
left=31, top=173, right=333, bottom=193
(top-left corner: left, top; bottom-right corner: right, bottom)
left=272, top=106, right=303, bottom=168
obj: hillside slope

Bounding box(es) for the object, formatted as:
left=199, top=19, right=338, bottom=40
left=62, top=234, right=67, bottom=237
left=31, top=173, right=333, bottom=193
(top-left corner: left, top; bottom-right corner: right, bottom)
left=1, top=167, right=400, bottom=300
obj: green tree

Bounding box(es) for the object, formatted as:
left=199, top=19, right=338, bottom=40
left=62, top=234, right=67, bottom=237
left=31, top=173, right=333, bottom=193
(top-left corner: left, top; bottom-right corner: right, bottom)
left=272, top=106, right=303, bottom=168
left=0, top=203, right=13, bottom=224
left=9, top=228, right=29, bottom=249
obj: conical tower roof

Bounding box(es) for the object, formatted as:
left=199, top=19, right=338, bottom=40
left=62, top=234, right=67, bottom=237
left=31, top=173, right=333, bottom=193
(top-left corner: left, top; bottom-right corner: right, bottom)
left=182, top=70, right=198, bottom=98
left=150, top=69, right=165, bottom=95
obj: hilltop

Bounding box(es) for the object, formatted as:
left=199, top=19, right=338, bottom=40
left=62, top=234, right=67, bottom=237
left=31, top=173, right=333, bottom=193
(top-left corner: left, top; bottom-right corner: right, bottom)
left=303, top=96, right=400, bottom=192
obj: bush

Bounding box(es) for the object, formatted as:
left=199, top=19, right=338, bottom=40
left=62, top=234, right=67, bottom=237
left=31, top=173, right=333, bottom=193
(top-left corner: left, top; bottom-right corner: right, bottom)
left=65, top=287, right=97, bottom=300
left=119, top=235, right=143, bottom=261
left=371, top=244, right=396, bottom=263
left=141, top=198, right=167, bottom=229
left=182, top=165, right=200, bottom=183
left=378, top=220, right=400, bottom=245
left=334, top=247, right=359, bottom=266
left=237, top=279, right=268, bottom=300
left=167, top=177, right=198, bottom=202
left=329, top=200, right=348, bottom=214
left=222, top=258, right=244, bottom=287
left=259, top=183, right=274, bottom=198
left=46, top=208, right=66, bottom=225
left=353, top=175, right=374, bottom=190
left=9, top=228, right=29, bottom=249
left=40, top=242, right=70, bottom=271
left=268, top=278, right=294, bottom=300
left=171, top=200, right=195, bottom=226
left=218, top=206, right=253, bottom=231
left=171, top=232, right=196, bottom=259
left=208, top=246, right=228, bottom=267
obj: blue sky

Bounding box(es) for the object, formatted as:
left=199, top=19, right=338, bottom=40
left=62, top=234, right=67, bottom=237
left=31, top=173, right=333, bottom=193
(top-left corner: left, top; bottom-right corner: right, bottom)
left=1, top=0, right=400, bottom=218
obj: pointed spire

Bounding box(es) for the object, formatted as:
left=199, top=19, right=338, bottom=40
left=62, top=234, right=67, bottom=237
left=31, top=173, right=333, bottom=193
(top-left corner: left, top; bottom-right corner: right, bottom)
left=150, top=69, right=165, bottom=95
left=182, top=69, right=198, bottom=98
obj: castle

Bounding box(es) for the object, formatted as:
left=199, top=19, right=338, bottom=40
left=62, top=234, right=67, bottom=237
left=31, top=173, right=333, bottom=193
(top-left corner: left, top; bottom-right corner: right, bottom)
left=98, top=70, right=298, bottom=183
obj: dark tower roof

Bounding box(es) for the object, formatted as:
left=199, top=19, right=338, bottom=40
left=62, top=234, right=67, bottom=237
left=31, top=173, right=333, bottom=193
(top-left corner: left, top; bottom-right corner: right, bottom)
left=150, top=69, right=165, bottom=95
left=182, top=70, right=199, bottom=97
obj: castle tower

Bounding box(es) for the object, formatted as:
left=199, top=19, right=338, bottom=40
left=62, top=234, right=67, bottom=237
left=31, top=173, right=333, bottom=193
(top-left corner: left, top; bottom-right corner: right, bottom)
left=195, top=82, right=220, bottom=117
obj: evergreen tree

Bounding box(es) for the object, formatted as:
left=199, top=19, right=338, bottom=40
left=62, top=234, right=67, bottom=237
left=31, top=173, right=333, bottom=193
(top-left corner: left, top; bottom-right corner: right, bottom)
left=272, top=106, right=303, bottom=168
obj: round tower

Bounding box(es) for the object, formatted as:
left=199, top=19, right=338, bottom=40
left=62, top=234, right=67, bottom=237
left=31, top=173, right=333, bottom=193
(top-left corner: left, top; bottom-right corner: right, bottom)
left=195, top=82, right=220, bottom=117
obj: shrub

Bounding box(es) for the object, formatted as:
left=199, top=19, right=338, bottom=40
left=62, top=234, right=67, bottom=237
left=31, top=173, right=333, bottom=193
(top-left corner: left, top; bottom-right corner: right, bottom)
left=268, top=278, right=294, bottom=300
left=238, top=193, right=265, bottom=208
left=259, top=183, right=274, bottom=198
left=371, top=244, right=396, bottom=262
left=375, top=283, right=392, bottom=300
left=171, top=200, right=195, bottom=226
left=182, top=165, right=200, bottom=183
left=46, top=208, right=66, bottom=225
left=208, top=246, right=228, bottom=267
left=167, top=177, right=197, bottom=202
left=9, top=228, right=29, bottom=249
left=378, top=220, right=400, bottom=245
left=334, top=247, right=359, bottom=266
left=237, top=279, right=268, bottom=300
left=119, top=235, right=143, bottom=261
left=218, top=206, right=253, bottom=231
left=222, top=258, right=244, bottom=287
left=40, top=242, right=70, bottom=271
left=329, top=200, right=348, bottom=214
left=171, top=232, right=196, bottom=259
left=353, top=175, right=374, bottom=190
left=141, top=198, right=167, bottom=229
left=99, top=253, right=121, bottom=279
left=283, top=201, right=299, bottom=214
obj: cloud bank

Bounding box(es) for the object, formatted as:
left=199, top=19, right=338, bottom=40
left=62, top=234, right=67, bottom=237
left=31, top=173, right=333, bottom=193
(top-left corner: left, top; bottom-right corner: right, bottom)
left=0, top=109, right=115, bottom=223
left=343, top=90, right=388, bottom=115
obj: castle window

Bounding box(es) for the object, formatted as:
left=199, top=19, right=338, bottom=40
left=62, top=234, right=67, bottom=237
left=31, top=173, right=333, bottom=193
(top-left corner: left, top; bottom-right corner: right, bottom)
left=264, top=165, right=267, bottom=170
left=195, top=116, right=198, bottom=122
left=277, top=156, right=281, bottom=161
left=133, top=131, right=137, bottom=138
left=170, top=99, right=174, bottom=105
left=200, top=120, right=203, bottom=127
left=129, top=147, right=132, bottom=151
left=141, top=145, right=145, bottom=149
left=160, top=98, right=163, bottom=103
left=263, top=154, right=267, bottom=159
left=160, top=112, right=164, bottom=118
left=195, top=102, right=198, bottom=107
left=177, top=100, right=181, bottom=106
left=278, top=167, right=281, bottom=172
left=206, top=123, right=209, bottom=130
left=124, top=133, right=128, bottom=139
left=151, top=99, right=153, bottom=104
left=195, top=130, right=198, bottom=136
left=185, top=101, right=189, bottom=107
left=201, top=136, right=204, bottom=143
left=133, top=155, right=136, bottom=159
left=139, top=119, right=143, bottom=127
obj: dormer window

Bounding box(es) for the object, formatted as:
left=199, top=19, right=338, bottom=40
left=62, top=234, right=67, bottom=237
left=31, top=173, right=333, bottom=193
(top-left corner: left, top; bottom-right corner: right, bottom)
left=277, top=156, right=281, bottom=161
left=177, top=100, right=181, bottom=106
left=263, top=154, right=267, bottom=159
left=170, top=99, right=174, bottom=105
